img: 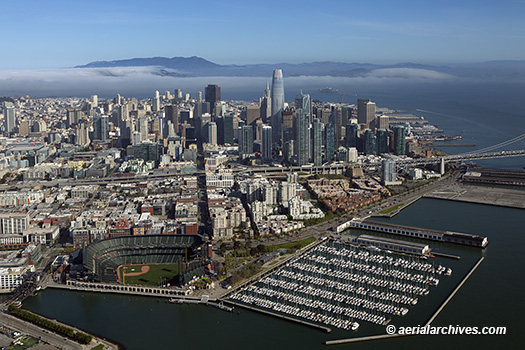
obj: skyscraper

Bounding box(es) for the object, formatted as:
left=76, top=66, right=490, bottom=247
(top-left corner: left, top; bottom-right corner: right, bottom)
left=381, top=159, right=397, bottom=185
left=207, top=122, right=217, bottom=145
left=260, top=81, right=272, bottom=122
left=295, top=108, right=310, bottom=166
left=245, top=105, right=260, bottom=126
left=76, top=121, right=90, bottom=147
left=138, top=116, right=148, bottom=142
left=363, top=129, right=376, bottom=156
left=357, top=98, right=376, bottom=128
left=67, top=108, right=83, bottom=127
left=3, top=105, right=16, bottom=135
left=153, top=90, right=160, bottom=112
left=93, top=115, right=109, bottom=141
left=223, top=114, right=234, bottom=145
left=325, top=123, right=335, bottom=162
left=164, top=105, right=179, bottom=135
left=312, top=118, right=323, bottom=166
left=262, top=125, right=272, bottom=160
left=376, top=129, right=389, bottom=155
left=205, top=85, right=221, bottom=115
left=239, top=125, right=253, bottom=156
left=346, top=123, right=358, bottom=148
left=393, top=125, right=406, bottom=155
left=270, top=69, right=284, bottom=143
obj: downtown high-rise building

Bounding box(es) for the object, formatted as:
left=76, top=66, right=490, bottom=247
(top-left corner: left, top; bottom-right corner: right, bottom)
left=216, top=115, right=233, bottom=145
left=295, top=107, right=310, bottom=166
left=357, top=98, right=376, bottom=129
left=138, top=116, right=148, bottom=142
left=270, top=69, right=284, bottom=143
left=93, top=115, right=109, bottom=141
left=312, top=118, right=323, bottom=166
left=260, top=81, right=272, bottom=122
left=376, top=129, right=389, bottom=155
left=67, top=108, right=83, bottom=127
left=381, top=159, right=397, bottom=185
left=207, top=122, right=217, bottom=145
left=346, top=123, right=358, bottom=148
left=245, top=105, right=260, bottom=126
left=164, top=105, right=179, bottom=135
left=262, top=125, right=272, bottom=160
left=393, top=125, right=406, bottom=155
left=3, top=105, right=16, bottom=135
left=153, top=90, right=160, bottom=112
left=325, top=123, right=335, bottom=162
left=75, top=121, right=90, bottom=147
left=239, top=125, right=253, bottom=156
left=363, top=129, right=376, bottom=156
left=205, top=84, right=221, bottom=115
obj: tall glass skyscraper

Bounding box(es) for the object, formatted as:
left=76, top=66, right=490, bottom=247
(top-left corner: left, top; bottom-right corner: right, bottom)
left=363, top=129, right=376, bottom=156
left=312, top=118, right=323, bottom=166
left=271, top=69, right=284, bottom=143
left=262, top=125, right=272, bottom=160
left=325, top=123, right=335, bottom=162
left=239, top=125, right=253, bottom=156
left=346, top=123, right=358, bottom=148
left=93, top=115, right=109, bottom=141
left=295, top=107, right=310, bottom=166
left=376, top=129, right=389, bottom=155
left=393, top=125, right=406, bottom=155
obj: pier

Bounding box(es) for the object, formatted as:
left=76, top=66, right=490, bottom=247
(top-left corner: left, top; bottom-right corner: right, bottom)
left=347, top=219, right=488, bottom=248
left=425, top=183, right=525, bottom=209
left=425, top=257, right=484, bottom=326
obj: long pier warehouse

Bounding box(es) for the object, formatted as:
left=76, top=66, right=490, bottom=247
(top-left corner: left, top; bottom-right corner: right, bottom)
left=343, top=219, right=488, bottom=248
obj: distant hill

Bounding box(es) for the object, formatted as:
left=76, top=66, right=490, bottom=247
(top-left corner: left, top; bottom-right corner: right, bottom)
left=76, top=56, right=525, bottom=79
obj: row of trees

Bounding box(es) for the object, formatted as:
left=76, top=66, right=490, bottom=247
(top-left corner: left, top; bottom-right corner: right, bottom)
left=7, top=305, right=93, bottom=345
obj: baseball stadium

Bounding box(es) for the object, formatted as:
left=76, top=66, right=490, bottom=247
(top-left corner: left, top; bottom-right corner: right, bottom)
left=83, top=234, right=210, bottom=285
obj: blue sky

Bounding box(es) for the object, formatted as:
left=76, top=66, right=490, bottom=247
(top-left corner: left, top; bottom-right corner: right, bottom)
left=2, top=0, right=524, bottom=69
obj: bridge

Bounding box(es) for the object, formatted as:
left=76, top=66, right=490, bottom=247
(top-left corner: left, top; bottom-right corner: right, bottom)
left=395, top=149, right=525, bottom=168
left=394, top=132, right=525, bottom=169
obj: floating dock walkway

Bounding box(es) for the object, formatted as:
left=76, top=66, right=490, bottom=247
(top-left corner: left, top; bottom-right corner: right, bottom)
left=223, top=299, right=332, bottom=333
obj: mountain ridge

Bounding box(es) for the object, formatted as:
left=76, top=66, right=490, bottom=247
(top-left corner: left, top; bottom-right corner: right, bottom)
left=75, top=56, right=525, bottom=79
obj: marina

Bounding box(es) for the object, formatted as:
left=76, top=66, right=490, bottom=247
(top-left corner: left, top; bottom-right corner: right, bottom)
left=325, top=257, right=484, bottom=345
left=229, top=239, right=452, bottom=332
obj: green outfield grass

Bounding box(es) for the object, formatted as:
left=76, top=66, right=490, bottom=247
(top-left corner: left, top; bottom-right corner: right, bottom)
left=121, top=263, right=181, bottom=287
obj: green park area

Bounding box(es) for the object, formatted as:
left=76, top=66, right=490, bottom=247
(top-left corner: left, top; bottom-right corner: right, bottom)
left=378, top=203, right=405, bottom=215
left=268, top=236, right=316, bottom=253
left=121, top=263, right=181, bottom=287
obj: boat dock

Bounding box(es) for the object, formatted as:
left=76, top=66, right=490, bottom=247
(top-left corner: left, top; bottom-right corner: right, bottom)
left=229, top=239, right=453, bottom=333
left=325, top=256, right=484, bottom=345
left=223, top=299, right=332, bottom=333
